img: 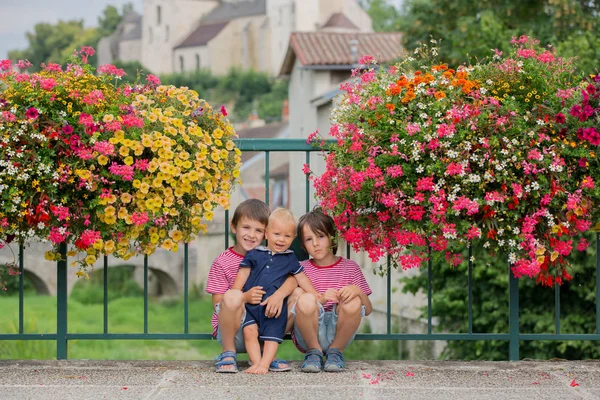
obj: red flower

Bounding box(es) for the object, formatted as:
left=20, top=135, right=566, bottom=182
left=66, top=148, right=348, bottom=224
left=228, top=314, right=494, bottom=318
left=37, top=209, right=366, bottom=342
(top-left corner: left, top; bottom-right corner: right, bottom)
left=220, top=105, right=228, bottom=116
left=25, top=107, right=39, bottom=119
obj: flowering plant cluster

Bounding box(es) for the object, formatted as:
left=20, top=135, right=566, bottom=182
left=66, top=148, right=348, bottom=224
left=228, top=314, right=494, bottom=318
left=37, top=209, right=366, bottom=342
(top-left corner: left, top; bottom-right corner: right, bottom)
left=0, top=47, right=241, bottom=278
left=310, top=37, right=599, bottom=286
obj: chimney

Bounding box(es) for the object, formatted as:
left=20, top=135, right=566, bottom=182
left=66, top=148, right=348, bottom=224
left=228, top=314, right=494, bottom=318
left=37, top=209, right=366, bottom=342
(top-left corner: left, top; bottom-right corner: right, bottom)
left=281, top=99, right=289, bottom=122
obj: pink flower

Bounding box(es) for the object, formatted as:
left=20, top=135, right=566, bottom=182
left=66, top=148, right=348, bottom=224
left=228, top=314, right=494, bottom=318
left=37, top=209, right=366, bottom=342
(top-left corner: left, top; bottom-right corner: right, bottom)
left=385, top=165, right=403, bottom=178
left=16, top=60, right=32, bottom=69
left=25, top=107, right=39, bottom=119
left=577, top=238, right=590, bottom=252
left=359, top=55, right=375, bottom=65
left=0, top=60, right=12, bottom=71
left=146, top=74, right=161, bottom=86
left=131, top=212, right=149, bottom=226
left=220, top=105, right=228, bottom=116
left=416, top=176, right=435, bottom=192
left=445, top=162, right=464, bottom=176
left=97, top=64, right=126, bottom=77
left=121, top=114, right=144, bottom=128
left=82, top=90, right=105, bottom=105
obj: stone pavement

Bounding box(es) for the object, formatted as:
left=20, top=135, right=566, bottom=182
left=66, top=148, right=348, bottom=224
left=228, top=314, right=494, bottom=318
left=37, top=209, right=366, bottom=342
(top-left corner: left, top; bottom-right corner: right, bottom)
left=1, top=359, right=600, bottom=400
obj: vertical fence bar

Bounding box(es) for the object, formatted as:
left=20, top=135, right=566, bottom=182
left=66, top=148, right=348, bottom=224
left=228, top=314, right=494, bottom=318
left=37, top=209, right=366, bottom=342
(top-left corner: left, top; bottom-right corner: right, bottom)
left=305, top=151, right=310, bottom=213
left=144, top=255, right=148, bottom=334
left=555, top=278, right=560, bottom=334
left=56, top=242, right=68, bottom=360
left=468, top=244, right=473, bottom=334
left=265, top=151, right=270, bottom=206
left=596, top=233, right=600, bottom=334
left=427, top=246, right=432, bottom=335
left=346, top=243, right=350, bottom=260
left=103, top=256, right=108, bottom=334
left=184, top=243, right=189, bottom=334
left=509, top=265, right=519, bottom=361
left=18, top=243, right=24, bottom=334
left=224, top=209, right=229, bottom=248
left=387, top=255, right=391, bottom=334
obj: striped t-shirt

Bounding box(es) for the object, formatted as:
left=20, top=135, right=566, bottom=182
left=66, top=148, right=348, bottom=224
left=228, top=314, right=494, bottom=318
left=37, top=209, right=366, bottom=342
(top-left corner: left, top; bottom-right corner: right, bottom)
left=299, top=257, right=372, bottom=312
left=205, top=247, right=244, bottom=337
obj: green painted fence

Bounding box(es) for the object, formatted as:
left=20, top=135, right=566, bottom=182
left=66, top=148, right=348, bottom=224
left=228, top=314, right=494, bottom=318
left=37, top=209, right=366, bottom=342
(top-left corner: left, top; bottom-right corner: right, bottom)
left=2, top=138, right=600, bottom=360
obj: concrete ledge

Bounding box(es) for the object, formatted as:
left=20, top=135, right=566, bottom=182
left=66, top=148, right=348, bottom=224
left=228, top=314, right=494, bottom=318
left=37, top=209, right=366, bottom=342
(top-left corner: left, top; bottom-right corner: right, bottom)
left=1, top=360, right=599, bottom=399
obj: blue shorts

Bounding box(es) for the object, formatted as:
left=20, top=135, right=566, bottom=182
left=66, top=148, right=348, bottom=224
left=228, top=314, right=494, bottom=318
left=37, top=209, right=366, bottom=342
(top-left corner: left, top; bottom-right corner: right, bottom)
left=290, top=302, right=366, bottom=353
left=243, top=298, right=288, bottom=343
left=215, top=302, right=247, bottom=353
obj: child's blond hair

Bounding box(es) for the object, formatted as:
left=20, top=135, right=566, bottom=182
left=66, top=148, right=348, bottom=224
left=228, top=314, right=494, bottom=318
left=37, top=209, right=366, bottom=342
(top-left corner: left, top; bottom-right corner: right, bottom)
left=269, top=208, right=297, bottom=228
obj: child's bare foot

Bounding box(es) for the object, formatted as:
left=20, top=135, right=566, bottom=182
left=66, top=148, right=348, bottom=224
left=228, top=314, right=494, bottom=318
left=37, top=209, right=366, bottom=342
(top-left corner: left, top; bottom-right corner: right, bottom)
left=246, top=364, right=269, bottom=374
left=244, top=364, right=258, bottom=374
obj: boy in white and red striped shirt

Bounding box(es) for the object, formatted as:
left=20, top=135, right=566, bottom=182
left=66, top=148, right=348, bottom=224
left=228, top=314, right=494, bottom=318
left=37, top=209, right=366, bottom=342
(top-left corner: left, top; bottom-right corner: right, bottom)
left=206, top=199, right=298, bottom=373
left=291, top=208, right=372, bottom=373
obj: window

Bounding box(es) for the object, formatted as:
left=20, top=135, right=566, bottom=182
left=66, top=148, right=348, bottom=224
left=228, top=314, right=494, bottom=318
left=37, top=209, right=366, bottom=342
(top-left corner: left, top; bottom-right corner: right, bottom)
left=271, top=179, right=289, bottom=208
left=179, top=56, right=184, bottom=72
left=157, top=6, right=162, bottom=25
left=165, top=25, right=169, bottom=42
left=148, top=27, right=153, bottom=43
left=195, top=54, right=200, bottom=71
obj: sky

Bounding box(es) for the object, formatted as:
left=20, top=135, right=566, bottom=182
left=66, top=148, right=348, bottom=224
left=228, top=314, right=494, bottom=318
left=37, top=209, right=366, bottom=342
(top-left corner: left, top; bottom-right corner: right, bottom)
left=0, top=0, right=144, bottom=60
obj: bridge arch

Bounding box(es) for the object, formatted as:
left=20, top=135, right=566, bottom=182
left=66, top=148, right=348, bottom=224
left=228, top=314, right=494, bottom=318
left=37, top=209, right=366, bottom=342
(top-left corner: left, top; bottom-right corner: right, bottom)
left=23, top=269, right=50, bottom=295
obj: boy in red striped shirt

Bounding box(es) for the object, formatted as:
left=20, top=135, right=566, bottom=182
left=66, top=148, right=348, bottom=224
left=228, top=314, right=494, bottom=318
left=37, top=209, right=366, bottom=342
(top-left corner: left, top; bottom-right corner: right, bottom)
left=206, top=199, right=298, bottom=373
left=292, top=208, right=372, bottom=372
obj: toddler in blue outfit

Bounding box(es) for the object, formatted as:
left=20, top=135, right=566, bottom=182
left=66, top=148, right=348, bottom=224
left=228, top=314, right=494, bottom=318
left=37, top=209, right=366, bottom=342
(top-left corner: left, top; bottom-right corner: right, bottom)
left=232, top=208, right=318, bottom=374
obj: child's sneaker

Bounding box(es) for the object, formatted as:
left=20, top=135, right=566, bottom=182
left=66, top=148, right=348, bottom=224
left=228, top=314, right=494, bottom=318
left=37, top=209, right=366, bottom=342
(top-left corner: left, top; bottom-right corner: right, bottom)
left=323, top=348, right=345, bottom=372
left=300, top=348, right=323, bottom=373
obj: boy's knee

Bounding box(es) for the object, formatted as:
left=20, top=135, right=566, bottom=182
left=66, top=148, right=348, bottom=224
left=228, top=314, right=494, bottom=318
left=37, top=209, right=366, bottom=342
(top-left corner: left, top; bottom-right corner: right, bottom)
left=289, top=287, right=305, bottom=304
left=221, top=289, right=244, bottom=310
left=339, top=297, right=362, bottom=315
left=296, top=293, right=318, bottom=315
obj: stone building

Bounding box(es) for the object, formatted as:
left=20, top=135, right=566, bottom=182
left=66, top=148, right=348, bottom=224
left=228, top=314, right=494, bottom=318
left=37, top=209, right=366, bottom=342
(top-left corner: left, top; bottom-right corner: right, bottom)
left=97, top=0, right=373, bottom=76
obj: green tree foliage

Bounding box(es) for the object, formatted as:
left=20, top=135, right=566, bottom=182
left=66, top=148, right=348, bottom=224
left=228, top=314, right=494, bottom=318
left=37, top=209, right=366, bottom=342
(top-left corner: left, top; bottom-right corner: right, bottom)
left=160, top=68, right=288, bottom=123
left=362, top=0, right=600, bottom=74
left=7, top=4, right=133, bottom=70
left=401, top=234, right=600, bottom=360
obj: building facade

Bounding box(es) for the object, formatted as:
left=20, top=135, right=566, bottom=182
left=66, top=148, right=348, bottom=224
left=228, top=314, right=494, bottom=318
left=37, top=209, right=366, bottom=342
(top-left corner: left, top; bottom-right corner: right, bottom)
left=98, top=0, right=372, bottom=76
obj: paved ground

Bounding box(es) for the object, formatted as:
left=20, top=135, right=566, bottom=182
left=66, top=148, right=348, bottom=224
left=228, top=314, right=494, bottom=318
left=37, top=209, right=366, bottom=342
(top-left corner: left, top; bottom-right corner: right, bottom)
left=1, top=359, right=600, bottom=400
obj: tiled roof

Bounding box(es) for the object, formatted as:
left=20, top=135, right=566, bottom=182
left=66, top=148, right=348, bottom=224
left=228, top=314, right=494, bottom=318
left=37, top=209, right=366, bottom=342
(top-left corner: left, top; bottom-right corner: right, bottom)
left=201, top=0, right=266, bottom=24
left=322, top=13, right=359, bottom=30
left=174, top=21, right=229, bottom=49
left=280, top=31, right=404, bottom=75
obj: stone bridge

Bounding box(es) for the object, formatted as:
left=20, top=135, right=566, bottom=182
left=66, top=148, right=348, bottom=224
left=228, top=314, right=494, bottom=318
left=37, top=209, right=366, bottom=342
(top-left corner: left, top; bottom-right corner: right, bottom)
left=0, top=240, right=206, bottom=297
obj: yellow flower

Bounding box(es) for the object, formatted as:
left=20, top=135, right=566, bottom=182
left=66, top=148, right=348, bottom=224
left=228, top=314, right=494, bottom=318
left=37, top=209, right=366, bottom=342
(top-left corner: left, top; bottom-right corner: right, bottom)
left=150, top=233, right=160, bottom=244
left=93, top=240, right=104, bottom=250
left=170, top=230, right=183, bottom=242
left=119, top=146, right=130, bottom=157
left=121, top=193, right=132, bottom=203
left=226, top=140, right=235, bottom=150
left=76, top=270, right=85, bottom=278
left=162, top=239, right=174, bottom=251
left=140, top=182, right=150, bottom=194
left=204, top=211, right=214, bottom=221
left=98, top=155, right=109, bottom=165
left=103, top=114, right=114, bottom=123
left=105, top=215, right=117, bottom=225
left=118, top=207, right=128, bottom=219
left=85, top=255, right=96, bottom=265
left=124, top=156, right=134, bottom=166
left=213, top=128, right=224, bottom=139
left=75, top=169, right=91, bottom=180
left=44, top=251, right=56, bottom=261
left=104, top=206, right=116, bottom=216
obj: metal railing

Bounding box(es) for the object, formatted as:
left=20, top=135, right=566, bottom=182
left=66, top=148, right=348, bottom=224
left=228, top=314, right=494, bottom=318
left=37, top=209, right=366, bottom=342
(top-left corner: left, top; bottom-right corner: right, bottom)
left=2, top=138, right=600, bottom=360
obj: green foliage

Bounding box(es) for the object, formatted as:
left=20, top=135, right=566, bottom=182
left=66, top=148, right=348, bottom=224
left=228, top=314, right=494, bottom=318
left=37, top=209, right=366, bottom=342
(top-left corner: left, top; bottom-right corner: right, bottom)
left=363, top=0, right=600, bottom=74
left=70, top=266, right=142, bottom=305
left=160, top=68, right=288, bottom=123
left=401, top=233, right=600, bottom=360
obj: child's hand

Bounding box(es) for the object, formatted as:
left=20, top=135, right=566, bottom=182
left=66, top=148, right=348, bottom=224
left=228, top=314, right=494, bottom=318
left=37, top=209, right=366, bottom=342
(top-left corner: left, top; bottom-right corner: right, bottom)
left=244, top=286, right=266, bottom=304
left=260, top=293, right=284, bottom=318
left=338, top=285, right=361, bottom=303
left=322, top=288, right=339, bottom=304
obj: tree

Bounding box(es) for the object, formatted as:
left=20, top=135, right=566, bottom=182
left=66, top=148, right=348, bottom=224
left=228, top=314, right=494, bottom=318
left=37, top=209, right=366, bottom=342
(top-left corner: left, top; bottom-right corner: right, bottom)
left=401, top=233, right=600, bottom=360
left=362, top=0, right=600, bottom=74
left=6, top=4, right=133, bottom=70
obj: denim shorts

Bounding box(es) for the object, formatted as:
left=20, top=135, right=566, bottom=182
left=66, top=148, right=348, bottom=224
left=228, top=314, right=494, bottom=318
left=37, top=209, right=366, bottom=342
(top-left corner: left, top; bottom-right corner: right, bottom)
left=290, top=302, right=366, bottom=353
left=215, top=302, right=247, bottom=353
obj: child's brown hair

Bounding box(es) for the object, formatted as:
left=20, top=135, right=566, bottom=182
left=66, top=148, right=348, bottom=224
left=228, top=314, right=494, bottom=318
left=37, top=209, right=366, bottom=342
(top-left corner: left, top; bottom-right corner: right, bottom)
left=297, top=207, right=338, bottom=255
left=231, top=199, right=270, bottom=227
